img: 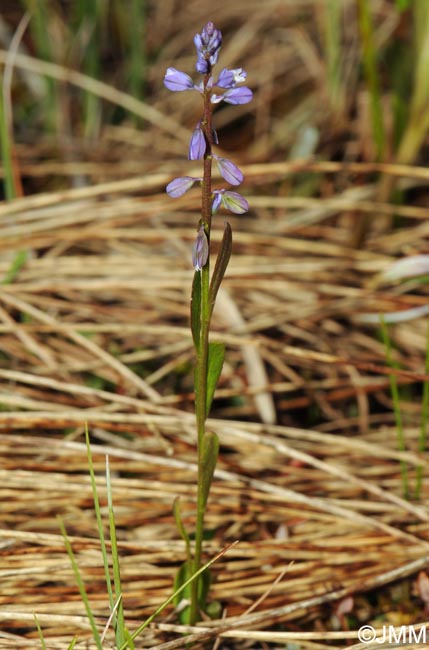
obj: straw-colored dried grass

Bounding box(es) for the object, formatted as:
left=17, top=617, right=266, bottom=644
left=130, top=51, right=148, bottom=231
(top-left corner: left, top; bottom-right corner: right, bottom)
left=1, top=1, right=429, bottom=648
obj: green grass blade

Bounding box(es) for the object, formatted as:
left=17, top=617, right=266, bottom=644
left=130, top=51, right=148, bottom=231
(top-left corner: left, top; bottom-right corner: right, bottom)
left=85, top=426, right=115, bottom=611
left=2, top=250, right=28, bottom=285
left=379, top=315, right=409, bottom=498
left=127, top=0, right=146, bottom=105
left=396, top=1, right=429, bottom=163
left=0, top=74, right=15, bottom=200
left=21, top=0, right=57, bottom=132
left=33, top=614, right=47, bottom=650
left=117, top=541, right=238, bottom=650
left=72, top=0, right=104, bottom=138
left=357, top=0, right=385, bottom=159
left=323, top=0, right=343, bottom=115
left=106, top=455, right=126, bottom=646
left=59, top=518, right=103, bottom=649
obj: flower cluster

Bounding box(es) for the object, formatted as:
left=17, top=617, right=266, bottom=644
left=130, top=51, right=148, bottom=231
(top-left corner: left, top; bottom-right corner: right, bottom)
left=164, top=21, right=252, bottom=242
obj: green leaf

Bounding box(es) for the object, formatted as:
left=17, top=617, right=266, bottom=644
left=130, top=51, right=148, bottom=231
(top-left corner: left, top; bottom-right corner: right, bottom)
left=34, top=614, right=47, bottom=650
left=206, top=341, right=225, bottom=416
left=2, top=250, right=27, bottom=285
left=123, top=628, right=135, bottom=650
left=209, top=222, right=232, bottom=313
left=173, top=559, right=212, bottom=624
left=173, top=496, right=191, bottom=559
left=190, top=270, right=202, bottom=349
left=201, top=431, right=219, bottom=509
left=173, top=559, right=193, bottom=623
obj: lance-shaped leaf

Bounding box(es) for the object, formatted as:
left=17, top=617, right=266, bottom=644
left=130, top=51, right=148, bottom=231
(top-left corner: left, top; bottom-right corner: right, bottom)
left=206, top=341, right=225, bottom=416
left=201, top=431, right=219, bottom=509
left=190, top=270, right=202, bottom=349
left=173, top=559, right=212, bottom=624
left=173, top=496, right=191, bottom=558
left=209, top=222, right=232, bottom=314
left=173, top=559, right=193, bottom=623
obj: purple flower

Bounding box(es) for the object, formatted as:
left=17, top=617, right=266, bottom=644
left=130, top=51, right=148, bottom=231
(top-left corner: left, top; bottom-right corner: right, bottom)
left=166, top=176, right=201, bottom=198
left=194, top=22, right=222, bottom=74
left=216, top=68, right=247, bottom=89
left=189, top=125, right=206, bottom=160
left=164, top=67, right=195, bottom=92
left=212, top=190, right=249, bottom=214
left=192, top=225, right=209, bottom=271
left=212, top=87, right=253, bottom=105
left=214, top=155, right=243, bottom=185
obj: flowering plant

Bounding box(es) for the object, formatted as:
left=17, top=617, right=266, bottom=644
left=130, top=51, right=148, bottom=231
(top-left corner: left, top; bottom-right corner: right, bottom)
left=164, top=21, right=252, bottom=623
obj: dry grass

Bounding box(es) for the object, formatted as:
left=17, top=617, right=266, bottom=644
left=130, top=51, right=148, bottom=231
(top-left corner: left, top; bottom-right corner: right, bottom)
left=1, top=0, right=429, bottom=648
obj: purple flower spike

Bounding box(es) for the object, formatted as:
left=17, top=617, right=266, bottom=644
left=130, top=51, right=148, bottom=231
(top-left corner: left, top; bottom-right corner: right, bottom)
left=165, top=21, right=252, bottom=221
left=221, top=87, right=253, bottom=105
left=192, top=225, right=209, bottom=271
left=166, top=176, right=201, bottom=198
left=214, top=155, right=243, bottom=186
left=189, top=126, right=206, bottom=160
left=164, top=67, right=195, bottom=92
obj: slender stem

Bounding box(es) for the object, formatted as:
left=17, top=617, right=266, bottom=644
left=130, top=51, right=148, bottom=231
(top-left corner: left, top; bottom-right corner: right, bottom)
left=190, top=74, right=214, bottom=624
left=379, top=316, right=409, bottom=498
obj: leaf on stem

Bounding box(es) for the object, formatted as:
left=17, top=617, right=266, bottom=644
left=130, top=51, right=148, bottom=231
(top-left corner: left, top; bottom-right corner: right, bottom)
left=190, top=270, right=202, bottom=349
left=201, top=430, right=219, bottom=509
left=173, top=559, right=212, bottom=623
left=209, top=221, right=232, bottom=313
left=173, top=496, right=191, bottom=559
left=206, top=341, right=225, bottom=416
left=173, top=559, right=193, bottom=622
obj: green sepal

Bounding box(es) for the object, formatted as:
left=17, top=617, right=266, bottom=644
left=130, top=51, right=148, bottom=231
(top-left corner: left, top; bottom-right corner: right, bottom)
left=190, top=270, right=201, bottom=350
left=173, top=560, right=211, bottom=624
left=209, top=222, right=232, bottom=314
left=201, top=431, right=219, bottom=509
left=206, top=341, right=225, bottom=416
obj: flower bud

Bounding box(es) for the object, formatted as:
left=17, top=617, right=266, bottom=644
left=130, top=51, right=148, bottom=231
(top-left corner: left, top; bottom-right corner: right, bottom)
left=192, top=225, right=209, bottom=271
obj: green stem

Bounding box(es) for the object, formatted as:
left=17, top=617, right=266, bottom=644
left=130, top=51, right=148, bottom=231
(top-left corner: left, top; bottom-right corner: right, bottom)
left=190, top=75, right=215, bottom=625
